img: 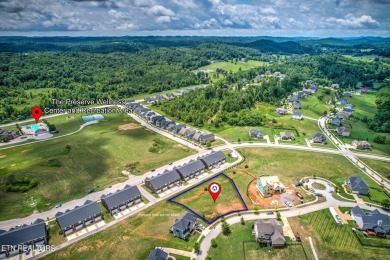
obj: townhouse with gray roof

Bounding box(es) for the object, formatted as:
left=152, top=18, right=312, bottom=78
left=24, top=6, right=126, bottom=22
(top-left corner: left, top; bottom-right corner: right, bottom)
left=199, top=133, right=215, bottom=144
left=0, top=219, right=48, bottom=259
left=172, top=124, right=186, bottom=133
left=184, top=128, right=196, bottom=139
left=351, top=206, right=390, bottom=235
left=101, top=185, right=142, bottom=215
left=198, top=151, right=226, bottom=169
left=55, top=200, right=102, bottom=236
left=346, top=176, right=369, bottom=195
left=175, top=160, right=206, bottom=181
left=145, top=170, right=181, bottom=194
left=192, top=131, right=202, bottom=142
left=170, top=212, right=197, bottom=240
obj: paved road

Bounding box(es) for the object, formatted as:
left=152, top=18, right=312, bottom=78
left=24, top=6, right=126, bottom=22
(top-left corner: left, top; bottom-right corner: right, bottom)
left=197, top=199, right=389, bottom=260
left=318, top=115, right=390, bottom=189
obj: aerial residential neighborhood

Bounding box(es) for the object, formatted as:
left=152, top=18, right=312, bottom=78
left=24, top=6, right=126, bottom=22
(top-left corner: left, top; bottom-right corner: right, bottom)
left=0, top=1, right=390, bottom=260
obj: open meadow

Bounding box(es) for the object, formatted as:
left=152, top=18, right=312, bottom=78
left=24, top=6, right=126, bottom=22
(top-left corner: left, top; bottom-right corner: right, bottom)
left=0, top=113, right=195, bottom=220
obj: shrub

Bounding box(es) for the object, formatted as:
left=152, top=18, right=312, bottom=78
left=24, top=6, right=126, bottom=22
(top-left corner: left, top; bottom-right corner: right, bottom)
left=211, top=238, right=218, bottom=248
left=221, top=220, right=231, bottom=235
left=373, top=135, right=386, bottom=144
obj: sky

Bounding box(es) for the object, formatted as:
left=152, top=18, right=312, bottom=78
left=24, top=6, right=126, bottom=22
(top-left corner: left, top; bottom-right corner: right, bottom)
left=0, top=0, right=389, bottom=37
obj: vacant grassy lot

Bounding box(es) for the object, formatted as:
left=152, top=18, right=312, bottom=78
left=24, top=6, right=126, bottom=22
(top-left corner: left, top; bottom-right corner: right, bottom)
left=207, top=220, right=308, bottom=260
left=44, top=201, right=200, bottom=260
left=234, top=148, right=388, bottom=203
left=195, top=60, right=267, bottom=73
left=172, top=174, right=247, bottom=222
left=0, top=113, right=195, bottom=220
left=289, top=209, right=390, bottom=260
left=360, top=158, right=390, bottom=180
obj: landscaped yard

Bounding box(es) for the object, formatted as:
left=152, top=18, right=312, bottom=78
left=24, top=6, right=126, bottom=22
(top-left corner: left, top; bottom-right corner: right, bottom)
left=44, top=201, right=200, bottom=259
left=170, top=174, right=247, bottom=223
left=288, top=209, right=390, bottom=260
left=337, top=118, right=390, bottom=156
left=0, top=113, right=195, bottom=220
left=207, top=220, right=308, bottom=260
left=232, top=148, right=388, bottom=203
left=299, top=88, right=335, bottom=118
left=312, top=183, right=326, bottom=190
left=217, top=126, right=273, bottom=143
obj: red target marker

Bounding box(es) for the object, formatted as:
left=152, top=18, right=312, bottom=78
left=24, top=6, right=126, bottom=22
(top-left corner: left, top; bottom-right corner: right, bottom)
left=208, top=182, right=221, bottom=203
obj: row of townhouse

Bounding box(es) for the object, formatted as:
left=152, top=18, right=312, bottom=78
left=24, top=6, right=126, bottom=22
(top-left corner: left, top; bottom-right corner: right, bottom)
left=126, top=102, right=215, bottom=145
left=144, top=151, right=226, bottom=193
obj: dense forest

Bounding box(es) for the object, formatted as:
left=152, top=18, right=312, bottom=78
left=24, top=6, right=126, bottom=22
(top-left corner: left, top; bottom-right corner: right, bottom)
left=370, top=87, right=390, bottom=133
left=0, top=36, right=389, bottom=124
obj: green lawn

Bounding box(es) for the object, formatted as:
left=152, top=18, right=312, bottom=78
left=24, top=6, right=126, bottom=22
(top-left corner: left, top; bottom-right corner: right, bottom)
left=234, top=148, right=388, bottom=203
left=312, top=183, right=326, bottom=190
left=345, top=93, right=377, bottom=119
left=195, top=60, right=267, bottom=73
left=299, top=88, right=335, bottom=118
left=359, top=158, right=390, bottom=180
left=44, top=201, right=200, bottom=260
left=172, top=174, right=246, bottom=222
left=217, top=126, right=273, bottom=143
left=289, top=209, right=390, bottom=260
left=207, top=221, right=307, bottom=260
left=0, top=113, right=195, bottom=220
left=337, top=118, right=390, bottom=156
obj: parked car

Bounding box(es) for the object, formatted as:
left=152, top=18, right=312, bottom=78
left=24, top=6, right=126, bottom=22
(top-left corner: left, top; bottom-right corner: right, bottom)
left=87, top=189, right=94, bottom=194
left=55, top=204, right=62, bottom=208
left=169, top=162, right=173, bottom=165
left=328, top=183, right=333, bottom=187
left=266, top=211, right=274, bottom=215
left=314, top=193, right=323, bottom=197
left=151, top=169, right=156, bottom=172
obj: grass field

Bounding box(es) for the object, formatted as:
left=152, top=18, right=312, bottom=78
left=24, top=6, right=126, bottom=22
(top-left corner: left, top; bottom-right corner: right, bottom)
left=299, top=88, right=335, bottom=118
left=312, top=183, right=326, bottom=190
left=0, top=113, right=195, bottom=220
left=217, top=126, right=273, bottom=143
left=44, top=201, right=200, bottom=259
left=233, top=148, right=388, bottom=203
left=289, top=209, right=390, bottom=260
left=345, top=93, right=377, bottom=119
left=359, top=158, right=390, bottom=180
left=207, top=220, right=308, bottom=260
left=195, top=60, right=267, bottom=73
left=171, top=174, right=247, bottom=222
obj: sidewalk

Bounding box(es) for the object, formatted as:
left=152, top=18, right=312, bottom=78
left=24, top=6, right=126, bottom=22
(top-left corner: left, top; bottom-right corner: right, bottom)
left=162, top=247, right=196, bottom=259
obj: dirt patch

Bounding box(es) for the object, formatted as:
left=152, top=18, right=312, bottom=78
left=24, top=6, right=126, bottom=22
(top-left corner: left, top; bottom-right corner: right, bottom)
left=247, top=181, right=300, bottom=209
left=216, top=202, right=245, bottom=214
left=178, top=189, right=206, bottom=203
left=77, top=245, right=93, bottom=253
left=0, top=154, right=6, bottom=158
left=235, top=168, right=257, bottom=178
left=122, top=236, right=130, bottom=240
left=118, top=123, right=142, bottom=131
left=205, top=212, right=217, bottom=220
left=95, top=240, right=106, bottom=249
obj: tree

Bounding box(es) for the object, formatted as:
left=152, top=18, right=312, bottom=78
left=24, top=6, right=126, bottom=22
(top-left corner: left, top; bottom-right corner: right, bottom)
left=221, top=220, right=231, bottom=235
left=206, top=141, right=211, bottom=148
left=373, top=135, right=386, bottom=144
left=254, top=206, right=259, bottom=214
left=237, top=138, right=241, bottom=143
left=240, top=216, right=245, bottom=225
left=276, top=210, right=281, bottom=221
left=65, top=145, right=72, bottom=154
left=381, top=199, right=390, bottom=209
left=194, top=242, right=200, bottom=252
left=211, top=238, right=218, bottom=248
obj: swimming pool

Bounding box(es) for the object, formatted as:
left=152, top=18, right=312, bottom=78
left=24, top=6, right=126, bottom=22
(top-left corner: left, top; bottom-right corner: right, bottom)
left=22, top=124, right=40, bottom=131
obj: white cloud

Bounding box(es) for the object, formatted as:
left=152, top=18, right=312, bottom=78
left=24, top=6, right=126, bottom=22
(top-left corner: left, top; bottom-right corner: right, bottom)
left=116, top=22, right=135, bottom=30
left=156, top=15, right=171, bottom=23
left=146, top=5, right=175, bottom=16
left=171, top=0, right=197, bottom=8
left=327, top=14, right=380, bottom=28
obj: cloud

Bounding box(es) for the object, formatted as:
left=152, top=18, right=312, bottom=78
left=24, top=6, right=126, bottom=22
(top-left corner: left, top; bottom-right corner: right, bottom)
left=0, top=0, right=388, bottom=36
left=146, top=5, right=175, bottom=16
left=327, top=14, right=380, bottom=28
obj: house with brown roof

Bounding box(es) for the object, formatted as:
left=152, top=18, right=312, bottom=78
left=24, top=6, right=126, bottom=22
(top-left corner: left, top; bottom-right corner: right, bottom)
left=336, top=127, right=350, bottom=137
left=254, top=219, right=285, bottom=247
left=280, top=132, right=294, bottom=140
left=351, top=140, right=371, bottom=150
